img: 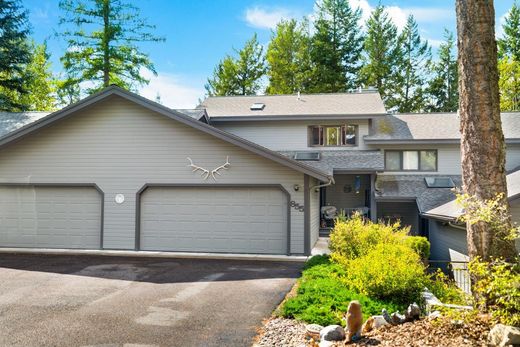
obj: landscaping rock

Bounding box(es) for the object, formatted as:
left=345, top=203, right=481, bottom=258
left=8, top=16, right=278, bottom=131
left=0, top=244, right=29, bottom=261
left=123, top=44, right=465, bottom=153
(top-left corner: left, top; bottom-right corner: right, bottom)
left=382, top=309, right=392, bottom=324
left=320, top=325, right=346, bottom=341
left=404, top=302, right=421, bottom=321
left=306, top=324, right=323, bottom=340
left=362, top=315, right=390, bottom=333
left=390, top=311, right=406, bottom=325
left=428, top=310, right=442, bottom=320
left=488, top=324, right=520, bottom=347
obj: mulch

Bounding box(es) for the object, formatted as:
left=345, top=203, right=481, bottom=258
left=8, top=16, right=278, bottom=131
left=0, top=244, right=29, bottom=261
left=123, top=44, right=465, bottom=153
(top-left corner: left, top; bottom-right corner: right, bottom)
left=253, top=314, right=492, bottom=347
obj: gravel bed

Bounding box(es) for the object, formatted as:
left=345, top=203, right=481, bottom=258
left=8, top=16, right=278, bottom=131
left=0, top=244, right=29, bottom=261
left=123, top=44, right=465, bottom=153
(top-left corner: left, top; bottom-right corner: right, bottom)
left=254, top=317, right=308, bottom=347
left=254, top=315, right=492, bottom=347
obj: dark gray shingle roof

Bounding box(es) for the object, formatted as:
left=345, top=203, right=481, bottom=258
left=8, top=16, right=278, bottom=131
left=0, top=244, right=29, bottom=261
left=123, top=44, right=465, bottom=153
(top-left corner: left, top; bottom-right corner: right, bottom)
left=173, top=109, right=207, bottom=121
left=366, top=112, right=520, bottom=142
left=201, top=91, right=386, bottom=118
left=375, top=174, right=462, bottom=212
left=0, top=112, right=50, bottom=137
left=279, top=150, right=384, bottom=175
left=424, top=169, right=520, bottom=220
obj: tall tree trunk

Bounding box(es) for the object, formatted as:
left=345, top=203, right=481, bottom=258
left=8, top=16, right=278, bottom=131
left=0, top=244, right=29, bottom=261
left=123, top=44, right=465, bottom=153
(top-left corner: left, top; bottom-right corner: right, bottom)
left=456, top=0, right=517, bottom=262
left=102, top=0, right=110, bottom=88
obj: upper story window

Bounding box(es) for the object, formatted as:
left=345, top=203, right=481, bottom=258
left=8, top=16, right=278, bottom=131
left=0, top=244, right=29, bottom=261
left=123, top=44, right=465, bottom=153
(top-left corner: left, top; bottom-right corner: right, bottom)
left=309, top=125, right=357, bottom=147
left=385, top=150, right=437, bottom=171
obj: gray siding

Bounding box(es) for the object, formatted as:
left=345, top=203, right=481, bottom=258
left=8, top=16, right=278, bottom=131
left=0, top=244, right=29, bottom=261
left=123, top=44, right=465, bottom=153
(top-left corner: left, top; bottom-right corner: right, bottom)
left=217, top=120, right=371, bottom=151
left=377, top=201, right=419, bottom=234
left=0, top=96, right=307, bottom=253
left=310, top=178, right=320, bottom=247
left=377, top=144, right=520, bottom=175
left=428, top=221, right=469, bottom=262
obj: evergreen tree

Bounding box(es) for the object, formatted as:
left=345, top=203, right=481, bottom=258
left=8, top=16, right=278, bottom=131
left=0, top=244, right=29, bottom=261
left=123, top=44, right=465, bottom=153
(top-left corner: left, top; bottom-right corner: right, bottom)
left=21, top=42, right=57, bottom=111
left=498, top=1, right=520, bottom=111
left=309, top=0, right=364, bottom=92
left=205, top=34, right=266, bottom=96
left=0, top=0, right=32, bottom=111
left=426, top=29, right=458, bottom=112
left=266, top=19, right=311, bottom=94
left=359, top=5, right=401, bottom=103
left=58, top=0, right=164, bottom=94
left=387, top=15, right=431, bottom=112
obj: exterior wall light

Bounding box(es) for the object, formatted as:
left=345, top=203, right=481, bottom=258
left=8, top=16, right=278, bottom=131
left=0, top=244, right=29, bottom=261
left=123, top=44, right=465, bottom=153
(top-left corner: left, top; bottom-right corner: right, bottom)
left=293, top=184, right=300, bottom=191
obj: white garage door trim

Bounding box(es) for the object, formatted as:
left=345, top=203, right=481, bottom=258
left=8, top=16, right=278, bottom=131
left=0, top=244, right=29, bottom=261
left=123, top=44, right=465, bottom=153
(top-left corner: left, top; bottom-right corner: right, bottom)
left=0, top=183, right=104, bottom=249
left=135, top=184, right=291, bottom=255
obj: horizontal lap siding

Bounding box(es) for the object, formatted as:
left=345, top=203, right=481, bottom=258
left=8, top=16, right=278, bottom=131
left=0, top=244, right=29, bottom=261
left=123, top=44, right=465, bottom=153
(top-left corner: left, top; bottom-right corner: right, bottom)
left=428, top=220, right=469, bottom=262
left=377, top=144, right=520, bottom=175
left=0, top=96, right=306, bottom=253
left=217, top=120, right=371, bottom=151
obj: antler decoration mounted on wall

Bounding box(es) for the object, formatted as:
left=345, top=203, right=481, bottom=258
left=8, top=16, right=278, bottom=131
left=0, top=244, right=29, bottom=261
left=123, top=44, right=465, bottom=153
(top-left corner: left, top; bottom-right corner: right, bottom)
left=186, top=156, right=231, bottom=181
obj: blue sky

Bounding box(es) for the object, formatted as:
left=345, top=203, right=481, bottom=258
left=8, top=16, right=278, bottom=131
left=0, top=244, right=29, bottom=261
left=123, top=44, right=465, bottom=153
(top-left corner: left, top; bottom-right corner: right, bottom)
left=23, top=0, right=515, bottom=108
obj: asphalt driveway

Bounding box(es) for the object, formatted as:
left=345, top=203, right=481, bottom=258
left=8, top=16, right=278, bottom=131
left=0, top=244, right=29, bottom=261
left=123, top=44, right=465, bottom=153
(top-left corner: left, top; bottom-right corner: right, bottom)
left=0, top=254, right=302, bottom=347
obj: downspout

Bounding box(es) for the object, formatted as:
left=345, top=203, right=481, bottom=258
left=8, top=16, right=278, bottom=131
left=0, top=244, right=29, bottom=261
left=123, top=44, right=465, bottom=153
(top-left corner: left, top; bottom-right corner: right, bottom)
left=311, top=177, right=335, bottom=192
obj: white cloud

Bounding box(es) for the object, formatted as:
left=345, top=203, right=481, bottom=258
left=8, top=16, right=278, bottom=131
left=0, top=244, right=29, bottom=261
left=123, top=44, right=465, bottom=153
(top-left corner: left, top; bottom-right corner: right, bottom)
left=426, top=38, right=444, bottom=49
left=496, top=10, right=509, bottom=38
left=244, top=6, right=300, bottom=30
left=139, top=70, right=205, bottom=109
left=345, top=1, right=452, bottom=32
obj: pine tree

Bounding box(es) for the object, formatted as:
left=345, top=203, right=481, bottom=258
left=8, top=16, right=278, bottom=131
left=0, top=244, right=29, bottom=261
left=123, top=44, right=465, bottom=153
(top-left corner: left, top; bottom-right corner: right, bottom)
left=498, top=1, right=520, bottom=111
left=387, top=15, right=431, bottom=112
left=266, top=19, right=311, bottom=94
left=359, top=5, right=401, bottom=103
left=0, top=0, right=32, bottom=111
left=205, top=34, right=266, bottom=96
left=309, top=0, right=364, bottom=92
left=58, top=0, right=164, bottom=94
left=426, top=30, right=458, bottom=112
left=21, top=42, right=57, bottom=111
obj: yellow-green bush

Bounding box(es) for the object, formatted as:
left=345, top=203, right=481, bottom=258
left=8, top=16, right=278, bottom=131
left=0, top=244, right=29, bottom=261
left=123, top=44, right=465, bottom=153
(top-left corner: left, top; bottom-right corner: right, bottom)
left=405, top=236, right=431, bottom=262
left=469, top=258, right=520, bottom=327
left=342, top=243, right=428, bottom=304
left=329, top=213, right=410, bottom=263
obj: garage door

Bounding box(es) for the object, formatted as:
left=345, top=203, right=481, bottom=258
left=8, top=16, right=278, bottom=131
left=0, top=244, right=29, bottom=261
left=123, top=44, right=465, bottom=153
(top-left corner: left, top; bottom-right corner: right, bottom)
left=0, top=186, right=102, bottom=249
left=140, top=186, right=288, bottom=254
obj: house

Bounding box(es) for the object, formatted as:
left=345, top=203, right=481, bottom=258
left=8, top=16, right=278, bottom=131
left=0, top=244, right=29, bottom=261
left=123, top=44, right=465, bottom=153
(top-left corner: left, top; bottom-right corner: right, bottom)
left=0, top=86, right=519, bottom=257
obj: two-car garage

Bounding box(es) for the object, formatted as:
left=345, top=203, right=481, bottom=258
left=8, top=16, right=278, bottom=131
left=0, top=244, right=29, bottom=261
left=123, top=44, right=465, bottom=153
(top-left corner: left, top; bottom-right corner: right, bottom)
left=0, top=185, right=291, bottom=255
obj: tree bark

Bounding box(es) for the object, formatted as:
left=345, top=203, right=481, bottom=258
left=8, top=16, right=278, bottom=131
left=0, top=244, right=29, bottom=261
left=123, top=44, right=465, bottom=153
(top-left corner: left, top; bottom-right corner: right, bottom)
left=456, top=0, right=517, bottom=261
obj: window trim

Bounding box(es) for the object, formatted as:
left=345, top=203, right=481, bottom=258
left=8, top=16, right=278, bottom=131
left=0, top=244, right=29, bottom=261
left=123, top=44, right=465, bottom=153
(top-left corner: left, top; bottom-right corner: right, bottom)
left=384, top=150, right=438, bottom=172
left=308, top=125, right=358, bottom=147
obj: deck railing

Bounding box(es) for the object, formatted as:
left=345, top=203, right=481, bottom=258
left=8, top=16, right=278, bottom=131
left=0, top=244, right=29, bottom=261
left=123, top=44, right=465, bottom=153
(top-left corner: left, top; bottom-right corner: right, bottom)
left=428, top=260, right=471, bottom=294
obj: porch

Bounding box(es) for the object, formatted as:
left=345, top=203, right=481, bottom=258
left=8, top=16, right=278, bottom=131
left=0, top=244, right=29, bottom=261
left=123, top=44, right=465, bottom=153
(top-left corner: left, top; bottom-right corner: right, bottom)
left=319, top=173, right=376, bottom=236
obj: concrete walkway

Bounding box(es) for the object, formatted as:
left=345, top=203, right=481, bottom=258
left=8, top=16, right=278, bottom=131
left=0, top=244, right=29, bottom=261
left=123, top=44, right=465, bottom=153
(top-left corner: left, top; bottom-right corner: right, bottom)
left=311, top=237, right=331, bottom=256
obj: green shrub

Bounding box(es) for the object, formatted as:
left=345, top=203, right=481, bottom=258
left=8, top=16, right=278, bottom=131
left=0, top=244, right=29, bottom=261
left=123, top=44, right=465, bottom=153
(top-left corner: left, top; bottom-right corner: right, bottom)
left=329, top=213, right=409, bottom=263
left=428, top=269, right=469, bottom=305
left=405, top=236, right=430, bottom=262
left=280, top=256, right=403, bottom=325
left=344, top=243, right=428, bottom=305
left=469, top=258, right=520, bottom=327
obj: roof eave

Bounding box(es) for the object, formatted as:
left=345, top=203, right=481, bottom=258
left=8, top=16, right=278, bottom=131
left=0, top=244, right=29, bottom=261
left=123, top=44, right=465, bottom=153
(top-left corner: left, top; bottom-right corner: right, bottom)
left=208, top=113, right=387, bottom=122
left=364, top=138, right=520, bottom=144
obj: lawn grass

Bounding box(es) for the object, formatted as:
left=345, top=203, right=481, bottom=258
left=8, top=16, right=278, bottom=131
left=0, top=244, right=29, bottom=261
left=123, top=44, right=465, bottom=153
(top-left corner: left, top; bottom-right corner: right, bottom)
left=280, top=255, right=404, bottom=326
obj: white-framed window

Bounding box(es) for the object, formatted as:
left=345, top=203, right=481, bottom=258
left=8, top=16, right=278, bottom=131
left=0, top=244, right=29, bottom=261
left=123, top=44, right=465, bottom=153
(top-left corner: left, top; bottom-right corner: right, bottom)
left=309, top=125, right=358, bottom=147
left=385, top=150, right=438, bottom=171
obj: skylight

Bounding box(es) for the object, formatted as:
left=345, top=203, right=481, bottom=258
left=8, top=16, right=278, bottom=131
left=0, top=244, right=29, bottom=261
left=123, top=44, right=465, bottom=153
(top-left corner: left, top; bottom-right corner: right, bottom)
left=250, top=103, right=265, bottom=111
left=294, top=152, right=320, bottom=161
left=424, top=177, right=455, bottom=188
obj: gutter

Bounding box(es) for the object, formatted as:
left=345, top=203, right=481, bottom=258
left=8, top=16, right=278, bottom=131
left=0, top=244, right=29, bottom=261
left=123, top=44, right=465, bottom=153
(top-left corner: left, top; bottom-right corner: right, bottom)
left=311, top=177, right=335, bottom=192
